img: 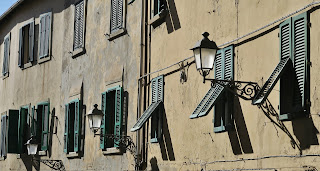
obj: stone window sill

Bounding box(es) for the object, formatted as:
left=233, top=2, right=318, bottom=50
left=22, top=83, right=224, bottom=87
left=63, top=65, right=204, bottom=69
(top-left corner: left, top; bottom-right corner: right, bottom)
left=38, top=56, right=51, bottom=64
left=108, top=28, right=127, bottom=41
left=72, top=47, right=85, bottom=58
left=2, top=73, right=9, bottom=80
left=38, top=150, right=47, bottom=156
left=102, top=147, right=121, bottom=155
left=66, top=152, right=79, bottom=158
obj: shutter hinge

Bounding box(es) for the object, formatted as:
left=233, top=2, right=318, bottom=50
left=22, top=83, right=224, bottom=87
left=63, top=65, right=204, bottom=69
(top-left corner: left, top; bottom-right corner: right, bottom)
left=308, top=22, right=312, bottom=28
left=278, top=33, right=279, bottom=37
left=308, top=61, right=312, bottom=67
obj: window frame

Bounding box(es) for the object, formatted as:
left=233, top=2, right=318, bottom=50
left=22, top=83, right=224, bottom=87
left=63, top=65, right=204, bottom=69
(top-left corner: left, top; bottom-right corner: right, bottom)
left=38, top=12, right=52, bottom=64
left=108, top=0, right=127, bottom=41
left=100, top=85, right=123, bottom=153
left=64, top=99, right=82, bottom=157
left=18, top=18, right=35, bottom=69
left=149, top=0, right=167, bottom=26
left=71, top=0, right=87, bottom=57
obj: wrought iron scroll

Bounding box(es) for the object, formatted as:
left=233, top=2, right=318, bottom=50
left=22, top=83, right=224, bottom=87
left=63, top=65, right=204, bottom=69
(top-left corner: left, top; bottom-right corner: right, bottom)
left=34, top=159, right=65, bottom=171
left=100, top=134, right=142, bottom=168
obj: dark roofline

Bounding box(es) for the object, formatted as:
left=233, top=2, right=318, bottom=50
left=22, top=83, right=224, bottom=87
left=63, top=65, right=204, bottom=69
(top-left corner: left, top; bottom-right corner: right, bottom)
left=0, top=0, right=25, bottom=22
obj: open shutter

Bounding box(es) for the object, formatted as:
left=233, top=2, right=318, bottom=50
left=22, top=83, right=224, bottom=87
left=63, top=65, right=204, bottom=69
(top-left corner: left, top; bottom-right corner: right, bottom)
left=39, top=16, right=45, bottom=58
left=7, top=110, right=19, bottom=154
left=100, top=92, right=107, bottom=149
left=18, top=108, right=27, bottom=154
left=0, top=115, right=7, bottom=158
left=110, top=0, right=118, bottom=32
left=292, top=12, right=308, bottom=111
left=114, top=87, right=123, bottom=147
left=29, top=21, right=34, bottom=62
left=2, top=36, right=9, bottom=76
left=64, top=104, right=69, bottom=153
left=44, top=13, right=51, bottom=57
left=74, top=100, right=80, bottom=152
left=18, top=28, right=23, bottom=67
left=252, top=57, right=291, bottom=105
left=74, top=1, right=84, bottom=50
left=41, top=104, right=49, bottom=151
left=190, top=50, right=225, bottom=119
left=31, top=106, right=35, bottom=136
left=131, top=76, right=164, bottom=132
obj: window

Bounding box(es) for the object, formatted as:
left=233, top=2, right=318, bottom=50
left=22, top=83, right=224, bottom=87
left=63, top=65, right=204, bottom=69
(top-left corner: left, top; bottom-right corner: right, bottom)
left=38, top=12, right=52, bottom=63
left=0, top=113, right=7, bottom=159
left=252, top=12, right=309, bottom=121
left=189, top=46, right=234, bottom=132
left=18, top=20, right=34, bottom=68
left=31, top=102, right=50, bottom=152
left=131, top=75, right=164, bottom=143
left=72, top=0, right=86, bottom=56
left=64, top=99, right=82, bottom=154
left=153, top=0, right=165, bottom=17
left=110, top=0, right=124, bottom=34
left=100, top=86, right=123, bottom=150
left=2, top=33, right=10, bottom=77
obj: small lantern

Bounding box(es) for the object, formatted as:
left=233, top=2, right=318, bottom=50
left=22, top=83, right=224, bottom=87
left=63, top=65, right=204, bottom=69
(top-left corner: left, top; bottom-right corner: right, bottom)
left=190, top=32, right=219, bottom=78
left=25, top=137, right=38, bottom=155
left=87, top=104, right=104, bottom=132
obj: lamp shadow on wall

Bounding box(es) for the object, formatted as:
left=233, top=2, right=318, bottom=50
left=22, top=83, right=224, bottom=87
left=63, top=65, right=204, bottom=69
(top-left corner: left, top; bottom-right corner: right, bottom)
left=21, top=154, right=40, bottom=171
left=159, top=107, right=175, bottom=161
left=165, top=0, right=181, bottom=34
left=227, top=97, right=253, bottom=155
left=150, top=157, right=160, bottom=171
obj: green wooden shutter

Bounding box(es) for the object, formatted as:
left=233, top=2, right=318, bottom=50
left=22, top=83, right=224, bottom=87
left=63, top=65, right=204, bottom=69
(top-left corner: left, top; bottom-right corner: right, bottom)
left=41, top=104, right=49, bottom=151
left=64, top=104, right=69, bottom=153
left=29, top=21, right=34, bottom=62
left=110, top=0, right=118, bottom=32
left=292, top=12, right=308, bottom=111
left=0, top=115, right=7, bottom=157
left=2, top=38, right=7, bottom=76
left=116, top=0, right=123, bottom=30
left=39, top=16, right=45, bottom=58
left=2, top=35, right=10, bottom=76
left=31, top=106, right=35, bottom=136
left=18, top=108, right=27, bottom=154
left=74, top=100, right=81, bottom=152
left=114, top=87, right=123, bottom=147
left=100, top=92, right=107, bottom=149
left=18, top=28, right=23, bottom=67
left=74, top=1, right=84, bottom=50
left=190, top=50, right=225, bottom=119
left=7, top=110, right=19, bottom=154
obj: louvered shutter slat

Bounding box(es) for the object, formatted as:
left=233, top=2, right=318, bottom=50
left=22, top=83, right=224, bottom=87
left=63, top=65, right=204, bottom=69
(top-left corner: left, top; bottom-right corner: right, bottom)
left=74, top=101, right=80, bottom=152
left=18, top=29, right=23, bottom=67
left=39, top=17, right=45, bottom=58
left=74, top=1, right=84, bottom=50
left=41, top=104, right=49, bottom=151
left=100, top=93, right=106, bottom=149
left=292, top=13, right=307, bottom=109
left=116, top=0, right=123, bottom=29
left=44, top=14, right=51, bottom=57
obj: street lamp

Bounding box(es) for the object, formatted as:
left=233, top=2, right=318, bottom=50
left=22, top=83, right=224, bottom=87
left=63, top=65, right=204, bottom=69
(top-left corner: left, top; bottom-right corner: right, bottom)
left=191, top=32, right=259, bottom=101
left=190, top=32, right=219, bottom=82
left=25, top=136, right=38, bottom=155
left=87, top=104, right=104, bottom=133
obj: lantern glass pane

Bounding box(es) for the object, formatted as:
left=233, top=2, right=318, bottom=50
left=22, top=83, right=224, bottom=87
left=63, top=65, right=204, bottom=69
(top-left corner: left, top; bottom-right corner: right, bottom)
left=194, top=48, right=201, bottom=70
left=92, top=114, right=103, bottom=129
left=201, top=48, right=216, bottom=70
left=88, top=114, right=93, bottom=129
left=27, top=144, right=38, bottom=155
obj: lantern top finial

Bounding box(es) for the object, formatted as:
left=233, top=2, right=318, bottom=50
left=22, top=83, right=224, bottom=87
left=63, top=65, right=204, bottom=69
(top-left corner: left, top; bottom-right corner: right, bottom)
left=202, top=32, right=209, bottom=38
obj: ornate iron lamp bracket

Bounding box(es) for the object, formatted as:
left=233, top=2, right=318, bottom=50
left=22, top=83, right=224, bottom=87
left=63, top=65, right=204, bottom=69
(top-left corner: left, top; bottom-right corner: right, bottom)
left=205, top=78, right=259, bottom=101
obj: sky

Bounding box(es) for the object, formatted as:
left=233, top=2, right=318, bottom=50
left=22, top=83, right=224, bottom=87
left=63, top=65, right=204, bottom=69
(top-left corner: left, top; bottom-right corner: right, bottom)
left=0, top=0, right=18, bottom=16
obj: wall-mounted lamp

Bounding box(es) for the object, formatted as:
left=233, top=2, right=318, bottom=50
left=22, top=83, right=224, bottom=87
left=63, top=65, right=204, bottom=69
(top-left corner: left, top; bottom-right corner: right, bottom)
left=191, top=32, right=259, bottom=101
left=25, top=136, right=38, bottom=155
left=87, top=104, right=104, bottom=133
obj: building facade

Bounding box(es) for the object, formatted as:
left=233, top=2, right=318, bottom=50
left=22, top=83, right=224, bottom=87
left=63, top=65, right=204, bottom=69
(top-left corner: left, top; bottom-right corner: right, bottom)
left=1, top=0, right=320, bottom=171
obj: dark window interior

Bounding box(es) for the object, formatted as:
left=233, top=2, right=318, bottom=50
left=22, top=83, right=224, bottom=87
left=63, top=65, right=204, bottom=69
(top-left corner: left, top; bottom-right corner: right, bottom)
left=106, top=91, right=115, bottom=148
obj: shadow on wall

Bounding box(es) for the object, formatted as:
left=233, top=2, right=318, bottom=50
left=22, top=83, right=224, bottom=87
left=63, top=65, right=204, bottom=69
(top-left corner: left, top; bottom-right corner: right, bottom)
left=159, top=107, right=175, bottom=161
left=21, top=154, right=40, bottom=171
left=150, top=157, right=160, bottom=171
left=292, top=117, right=319, bottom=150
left=165, top=0, right=181, bottom=34
left=228, top=97, right=253, bottom=155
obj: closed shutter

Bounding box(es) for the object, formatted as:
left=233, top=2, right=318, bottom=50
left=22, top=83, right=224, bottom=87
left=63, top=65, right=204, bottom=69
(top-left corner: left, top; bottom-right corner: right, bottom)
left=74, top=1, right=84, bottom=50
left=110, top=0, right=123, bottom=33
left=2, top=36, right=10, bottom=76
left=74, top=100, right=80, bottom=152
left=39, top=16, right=45, bottom=58
left=0, top=115, right=7, bottom=157
left=18, top=28, right=23, bottom=67
left=292, top=12, right=307, bottom=110
left=100, top=92, right=107, bottom=149
left=41, top=104, right=49, bottom=151
left=31, top=106, right=35, bottom=136
left=18, top=108, right=27, bottom=154
left=190, top=50, right=225, bottom=119
left=29, top=21, right=34, bottom=62
left=44, top=13, right=51, bottom=57
left=114, top=87, right=123, bottom=147
left=63, top=104, right=69, bottom=153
